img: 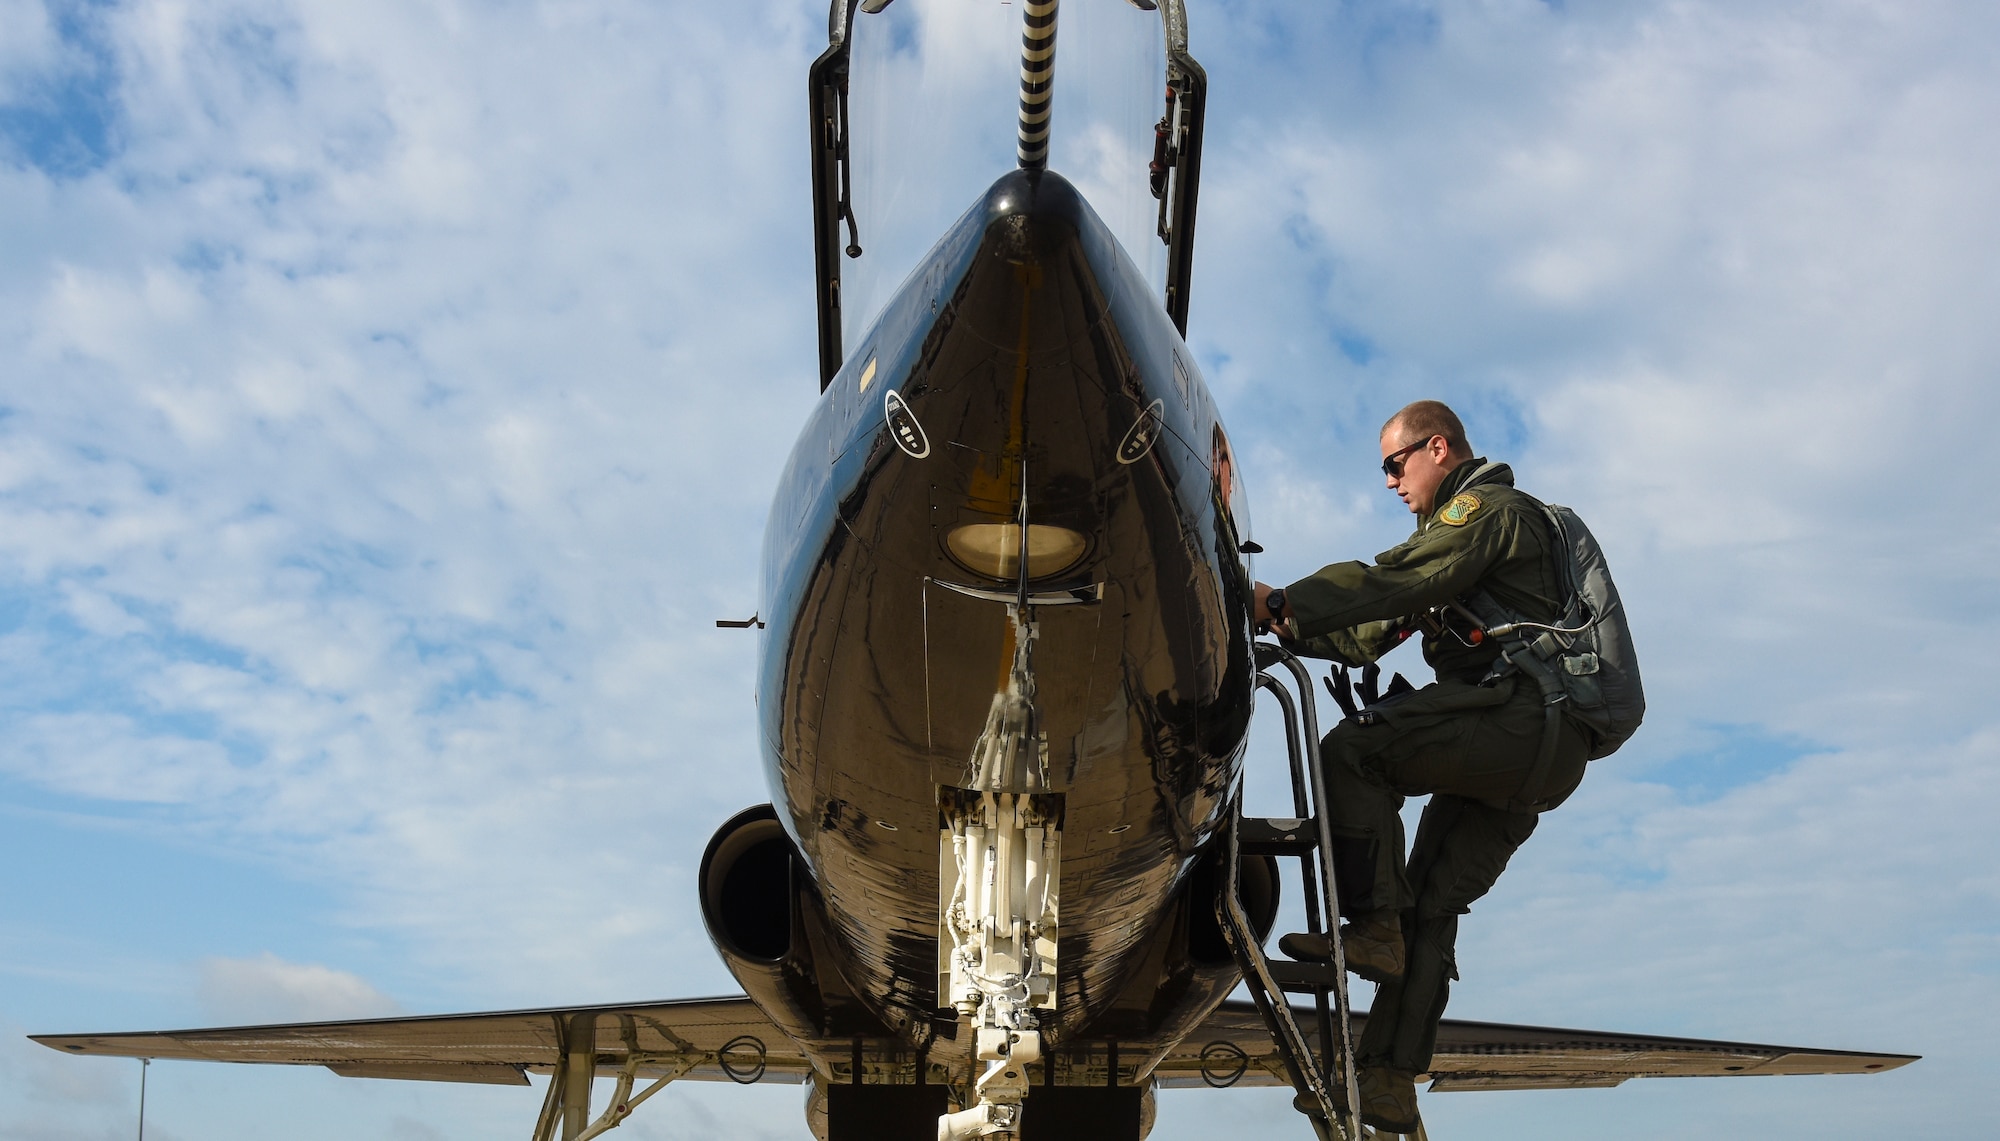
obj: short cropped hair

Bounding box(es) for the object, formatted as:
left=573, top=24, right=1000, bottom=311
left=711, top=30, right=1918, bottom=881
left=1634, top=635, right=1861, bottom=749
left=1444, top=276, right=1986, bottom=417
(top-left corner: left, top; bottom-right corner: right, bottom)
left=1382, top=400, right=1472, bottom=460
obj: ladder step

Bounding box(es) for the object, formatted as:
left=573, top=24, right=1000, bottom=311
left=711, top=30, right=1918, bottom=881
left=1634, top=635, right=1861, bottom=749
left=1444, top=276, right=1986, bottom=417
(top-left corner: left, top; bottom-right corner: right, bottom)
left=1267, top=959, right=1342, bottom=992
left=1239, top=816, right=1321, bottom=856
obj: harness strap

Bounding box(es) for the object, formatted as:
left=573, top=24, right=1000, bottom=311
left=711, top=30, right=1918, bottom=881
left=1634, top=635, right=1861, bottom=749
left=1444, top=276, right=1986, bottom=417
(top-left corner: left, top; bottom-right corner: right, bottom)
left=1501, top=641, right=1568, bottom=814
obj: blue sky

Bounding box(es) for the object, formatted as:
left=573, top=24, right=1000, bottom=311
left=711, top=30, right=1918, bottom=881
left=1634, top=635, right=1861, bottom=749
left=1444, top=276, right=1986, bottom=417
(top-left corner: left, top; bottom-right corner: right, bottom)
left=3, top=1, right=1996, bottom=1138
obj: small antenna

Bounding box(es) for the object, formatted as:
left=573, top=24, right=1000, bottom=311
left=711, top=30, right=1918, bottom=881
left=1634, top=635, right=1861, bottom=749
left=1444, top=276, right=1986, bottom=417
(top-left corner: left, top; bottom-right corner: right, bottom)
left=137, top=1058, right=149, bottom=1141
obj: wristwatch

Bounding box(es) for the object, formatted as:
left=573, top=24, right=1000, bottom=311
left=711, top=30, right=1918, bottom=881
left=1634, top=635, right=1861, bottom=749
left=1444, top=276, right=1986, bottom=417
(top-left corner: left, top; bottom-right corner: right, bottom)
left=1265, top=587, right=1287, bottom=619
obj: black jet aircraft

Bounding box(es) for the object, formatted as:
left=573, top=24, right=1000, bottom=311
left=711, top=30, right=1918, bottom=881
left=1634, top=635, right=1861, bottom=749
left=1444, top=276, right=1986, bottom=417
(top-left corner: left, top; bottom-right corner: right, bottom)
left=33, top=3, right=1915, bottom=1140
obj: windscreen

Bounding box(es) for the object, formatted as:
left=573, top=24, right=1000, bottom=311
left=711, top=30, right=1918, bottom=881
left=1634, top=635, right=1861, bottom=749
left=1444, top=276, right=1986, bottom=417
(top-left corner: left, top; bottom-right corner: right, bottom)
left=844, top=0, right=1170, bottom=346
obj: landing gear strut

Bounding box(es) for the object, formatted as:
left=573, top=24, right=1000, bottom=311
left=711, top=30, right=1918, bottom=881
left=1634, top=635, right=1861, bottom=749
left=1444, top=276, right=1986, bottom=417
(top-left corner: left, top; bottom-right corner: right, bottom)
left=526, top=1014, right=715, bottom=1141
left=938, top=604, right=1062, bottom=1139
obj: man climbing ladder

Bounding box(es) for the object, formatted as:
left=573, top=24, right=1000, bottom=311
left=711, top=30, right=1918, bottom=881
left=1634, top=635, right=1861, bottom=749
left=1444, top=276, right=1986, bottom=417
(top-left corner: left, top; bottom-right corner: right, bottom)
left=1253, top=399, right=1644, bottom=1133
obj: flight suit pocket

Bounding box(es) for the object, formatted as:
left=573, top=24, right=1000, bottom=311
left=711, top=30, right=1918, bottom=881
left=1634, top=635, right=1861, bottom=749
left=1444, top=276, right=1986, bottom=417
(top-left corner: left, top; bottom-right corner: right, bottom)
left=1368, top=677, right=1516, bottom=728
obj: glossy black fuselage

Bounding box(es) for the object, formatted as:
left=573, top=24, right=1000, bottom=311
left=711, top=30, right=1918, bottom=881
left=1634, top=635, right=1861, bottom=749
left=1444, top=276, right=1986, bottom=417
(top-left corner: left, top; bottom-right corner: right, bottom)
left=759, top=169, right=1255, bottom=1048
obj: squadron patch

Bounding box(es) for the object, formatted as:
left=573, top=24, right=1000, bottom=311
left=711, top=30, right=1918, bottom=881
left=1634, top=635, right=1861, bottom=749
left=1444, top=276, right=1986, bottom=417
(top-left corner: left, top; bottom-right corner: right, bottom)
left=1437, top=492, right=1483, bottom=527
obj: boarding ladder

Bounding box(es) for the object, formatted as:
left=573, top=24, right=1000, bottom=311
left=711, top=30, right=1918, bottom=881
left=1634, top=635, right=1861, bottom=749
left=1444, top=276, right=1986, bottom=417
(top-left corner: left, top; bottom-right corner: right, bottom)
left=1214, top=641, right=1364, bottom=1141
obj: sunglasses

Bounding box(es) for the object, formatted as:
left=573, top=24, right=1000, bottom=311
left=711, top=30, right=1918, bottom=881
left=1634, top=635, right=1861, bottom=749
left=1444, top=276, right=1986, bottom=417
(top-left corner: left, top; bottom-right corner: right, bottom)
left=1381, top=435, right=1440, bottom=478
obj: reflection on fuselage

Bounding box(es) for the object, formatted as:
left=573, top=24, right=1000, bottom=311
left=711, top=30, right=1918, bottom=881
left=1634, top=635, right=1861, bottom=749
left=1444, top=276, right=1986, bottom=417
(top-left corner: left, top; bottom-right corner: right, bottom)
left=759, top=168, right=1254, bottom=1046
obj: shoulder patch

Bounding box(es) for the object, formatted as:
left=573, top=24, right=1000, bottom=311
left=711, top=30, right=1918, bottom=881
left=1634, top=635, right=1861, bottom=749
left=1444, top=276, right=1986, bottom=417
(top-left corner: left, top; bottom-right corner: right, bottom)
left=1436, top=492, right=1483, bottom=527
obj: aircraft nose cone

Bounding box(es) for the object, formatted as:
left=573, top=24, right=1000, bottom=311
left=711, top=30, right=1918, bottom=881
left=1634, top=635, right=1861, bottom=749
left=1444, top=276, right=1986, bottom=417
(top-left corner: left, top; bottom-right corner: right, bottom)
left=947, top=168, right=1134, bottom=352
left=818, top=162, right=1200, bottom=540
left=979, top=169, right=1090, bottom=259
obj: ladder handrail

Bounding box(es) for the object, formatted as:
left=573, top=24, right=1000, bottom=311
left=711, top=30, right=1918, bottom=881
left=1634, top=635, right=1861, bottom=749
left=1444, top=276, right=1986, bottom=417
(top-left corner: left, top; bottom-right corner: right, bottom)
left=1255, top=677, right=1324, bottom=932
left=1220, top=640, right=1362, bottom=1141
left=1264, top=647, right=1362, bottom=1129
left=1253, top=674, right=1341, bottom=1108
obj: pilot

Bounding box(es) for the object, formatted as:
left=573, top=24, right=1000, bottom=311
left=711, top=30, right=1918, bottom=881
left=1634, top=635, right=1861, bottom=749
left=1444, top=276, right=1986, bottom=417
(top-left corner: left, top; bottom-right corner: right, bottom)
left=1251, top=399, right=1592, bottom=1134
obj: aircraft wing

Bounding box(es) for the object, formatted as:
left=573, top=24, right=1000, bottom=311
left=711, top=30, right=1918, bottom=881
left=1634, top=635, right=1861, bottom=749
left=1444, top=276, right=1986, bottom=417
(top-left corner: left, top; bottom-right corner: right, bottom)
left=36, top=995, right=1916, bottom=1094
left=1150, top=1000, right=1918, bottom=1091
left=30, top=995, right=810, bottom=1086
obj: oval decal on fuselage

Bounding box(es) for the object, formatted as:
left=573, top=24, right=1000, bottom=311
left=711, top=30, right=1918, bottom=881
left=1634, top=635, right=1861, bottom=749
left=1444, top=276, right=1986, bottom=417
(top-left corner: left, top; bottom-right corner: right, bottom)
left=1116, top=399, right=1165, bottom=465
left=884, top=388, right=930, bottom=459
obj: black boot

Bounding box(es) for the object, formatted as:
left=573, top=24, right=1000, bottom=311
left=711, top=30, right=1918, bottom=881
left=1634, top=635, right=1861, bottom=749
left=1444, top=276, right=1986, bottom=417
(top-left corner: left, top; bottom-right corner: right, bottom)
left=1356, top=1065, right=1420, bottom=1134
left=1277, top=912, right=1406, bottom=982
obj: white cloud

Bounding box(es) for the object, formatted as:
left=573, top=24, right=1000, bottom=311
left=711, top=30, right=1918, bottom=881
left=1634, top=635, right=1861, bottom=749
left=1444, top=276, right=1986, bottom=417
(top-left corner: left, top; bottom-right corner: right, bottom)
left=197, top=953, right=399, bottom=1026
left=1, top=0, right=812, bottom=1014
left=0, top=1021, right=129, bottom=1109
left=56, top=583, right=146, bottom=638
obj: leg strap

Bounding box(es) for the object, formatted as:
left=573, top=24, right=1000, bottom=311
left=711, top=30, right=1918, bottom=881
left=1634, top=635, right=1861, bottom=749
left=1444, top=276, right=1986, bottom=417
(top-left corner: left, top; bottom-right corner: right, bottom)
left=1504, top=649, right=1568, bottom=813
left=1506, top=702, right=1562, bottom=813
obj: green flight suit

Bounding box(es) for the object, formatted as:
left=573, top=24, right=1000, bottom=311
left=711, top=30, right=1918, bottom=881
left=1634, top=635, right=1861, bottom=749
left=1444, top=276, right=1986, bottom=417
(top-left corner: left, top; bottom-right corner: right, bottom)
left=1281, top=459, right=1592, bottom=1075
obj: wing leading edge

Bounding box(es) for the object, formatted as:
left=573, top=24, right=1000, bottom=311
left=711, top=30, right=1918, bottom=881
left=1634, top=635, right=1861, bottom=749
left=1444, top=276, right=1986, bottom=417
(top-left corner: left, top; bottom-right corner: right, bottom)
left=1151, top=1001, right=1918, bottom=1092
left=30, top=996, right=809, bottom=1087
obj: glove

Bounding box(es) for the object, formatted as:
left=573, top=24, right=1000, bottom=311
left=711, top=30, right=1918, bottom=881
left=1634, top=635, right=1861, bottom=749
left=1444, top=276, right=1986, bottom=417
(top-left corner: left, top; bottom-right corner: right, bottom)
left=1357, top=662, right=1383, bottom=707
left=1323, top=665, right=1360, bottom=720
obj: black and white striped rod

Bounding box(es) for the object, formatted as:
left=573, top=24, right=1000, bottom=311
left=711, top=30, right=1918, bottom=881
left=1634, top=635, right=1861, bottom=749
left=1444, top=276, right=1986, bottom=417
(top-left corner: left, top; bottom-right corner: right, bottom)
left=1016, top=0, right=1059, bottom=169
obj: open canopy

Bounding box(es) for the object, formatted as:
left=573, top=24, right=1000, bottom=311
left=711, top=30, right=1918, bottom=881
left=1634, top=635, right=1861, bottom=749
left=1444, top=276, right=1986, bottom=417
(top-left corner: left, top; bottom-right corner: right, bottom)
left=811, top=0, right=1206, bottom=386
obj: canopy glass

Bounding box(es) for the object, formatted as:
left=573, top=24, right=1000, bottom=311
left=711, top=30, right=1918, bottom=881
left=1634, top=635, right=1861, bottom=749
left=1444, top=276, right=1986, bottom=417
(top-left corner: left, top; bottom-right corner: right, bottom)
left=843, top=0, right=1170, bottom=346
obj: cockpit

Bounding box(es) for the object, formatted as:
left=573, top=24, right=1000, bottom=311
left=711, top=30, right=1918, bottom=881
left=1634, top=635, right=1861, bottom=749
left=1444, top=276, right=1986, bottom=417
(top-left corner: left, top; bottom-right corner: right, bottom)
left=809, top=0, right=1208, bottom=387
